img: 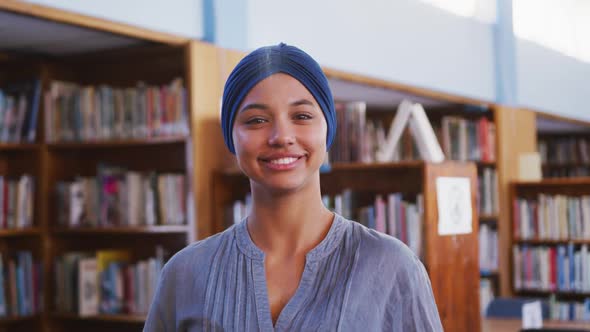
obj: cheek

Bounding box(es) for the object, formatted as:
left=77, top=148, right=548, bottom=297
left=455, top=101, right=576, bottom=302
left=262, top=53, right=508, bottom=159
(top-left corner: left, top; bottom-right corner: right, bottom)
left=301, top=123, right=327, bottom=152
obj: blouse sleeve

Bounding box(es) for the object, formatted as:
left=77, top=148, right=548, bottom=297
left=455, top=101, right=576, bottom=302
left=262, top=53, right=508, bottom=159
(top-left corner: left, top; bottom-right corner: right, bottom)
left=144, top=264, right=176, bottom=332
left=396, top=256, right=444, bottom=332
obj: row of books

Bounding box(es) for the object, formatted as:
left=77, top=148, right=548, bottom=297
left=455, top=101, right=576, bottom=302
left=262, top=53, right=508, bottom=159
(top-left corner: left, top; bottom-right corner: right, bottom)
left=0, top=175, right=34, bottom=230
left=345, top=193, right=423, bottom=258
left=548, top=295, right=590, bottom=321
left=0, top=81, right=41, bottom=143
left=478, top=167, right=499, bottom=215
left=327, top=102, right=496, bottom=163
left=513, top=244, right=590, bottom=293
left=441, top=116, right=496, bottom=162
left=479, top=224, right=498, bottom=272
left=56, top=165, right=187, bottom=228
left=55, top=248, right=164, bottom=316
left=0, top=251, right=43, bottom=317
left=44, top=78, right=188, bottom=142
left=480, top=279, right=494, bottom=316
left=225, top=190, right=424, bottom=257
left=543, top=168, right=590, bottom=179
left=538, top=137, right=590, bottom=165
left=513, top=194, right=590, bottom=240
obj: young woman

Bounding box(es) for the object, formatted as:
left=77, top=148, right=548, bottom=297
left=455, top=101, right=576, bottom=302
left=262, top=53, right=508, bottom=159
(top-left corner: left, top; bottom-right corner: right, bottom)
left=144, top=43, right=443, bottom=331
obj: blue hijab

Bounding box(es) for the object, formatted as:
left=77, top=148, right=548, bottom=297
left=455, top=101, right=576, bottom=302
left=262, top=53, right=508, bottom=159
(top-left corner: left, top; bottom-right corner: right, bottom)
left=221, top=43, right=336, bottom=154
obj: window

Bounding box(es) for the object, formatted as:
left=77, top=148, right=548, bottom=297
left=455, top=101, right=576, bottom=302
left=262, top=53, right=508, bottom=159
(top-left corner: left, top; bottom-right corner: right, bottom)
left=419, top=0, right=497, bottom=23
left=513, top=0, right=590, bottom=63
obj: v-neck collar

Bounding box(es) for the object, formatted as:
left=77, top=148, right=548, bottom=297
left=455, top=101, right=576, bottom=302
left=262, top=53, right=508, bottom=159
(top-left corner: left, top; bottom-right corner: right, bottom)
left=234, top=213, right=347, bottom=330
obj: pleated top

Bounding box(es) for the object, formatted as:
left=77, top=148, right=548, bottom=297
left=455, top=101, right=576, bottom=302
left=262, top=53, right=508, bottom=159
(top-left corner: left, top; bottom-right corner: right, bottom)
left=144, top=214, right=443, bottom=332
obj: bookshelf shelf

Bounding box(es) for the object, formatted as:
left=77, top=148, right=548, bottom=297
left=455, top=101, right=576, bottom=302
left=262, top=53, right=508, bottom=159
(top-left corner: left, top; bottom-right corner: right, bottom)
left=514, top=178, right=590, bottom=187
left=52, top=313, right=146, bottom=323
left=515, top=290, right=590, bottom=300
left=479, top=214, right=498, bottom=222
left=543, top=162, right=590, bottom=168
left=0, top=314, right=41, bottom=324
left=46, top=136, right=189, bottom=149
left=0, top=143, right=41, bottom=151
left=514, top=238, right=590, bottom=245
left=330, top=161, right=425, bottom=171
left=0, top=228, right=42, bottom=237
left=52, top=225, right=190, bottom=235
left=476, top=160, right=497, bottom=167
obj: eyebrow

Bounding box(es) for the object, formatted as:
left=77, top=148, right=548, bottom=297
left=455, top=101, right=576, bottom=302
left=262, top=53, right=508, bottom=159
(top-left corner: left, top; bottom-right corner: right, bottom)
left=290, top=99, right=314, bottom=107
left=239, top=103, right=269, bottom=113
left=239, top=99, right=314, bottom=113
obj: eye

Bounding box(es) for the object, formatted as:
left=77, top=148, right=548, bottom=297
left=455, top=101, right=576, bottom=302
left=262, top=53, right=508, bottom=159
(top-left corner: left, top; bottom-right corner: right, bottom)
left=294, top=113, right=313, bottom=121
left=245, top=117, right=267, bottom=125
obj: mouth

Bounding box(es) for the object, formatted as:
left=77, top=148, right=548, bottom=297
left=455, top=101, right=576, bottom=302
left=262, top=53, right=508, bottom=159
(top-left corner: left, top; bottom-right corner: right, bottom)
left=259, top=155, right=305, bottom=170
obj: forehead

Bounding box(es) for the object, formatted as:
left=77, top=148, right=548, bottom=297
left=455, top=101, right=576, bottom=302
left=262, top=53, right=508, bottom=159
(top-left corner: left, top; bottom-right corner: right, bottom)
left=241, top=73, right=318, bottom=105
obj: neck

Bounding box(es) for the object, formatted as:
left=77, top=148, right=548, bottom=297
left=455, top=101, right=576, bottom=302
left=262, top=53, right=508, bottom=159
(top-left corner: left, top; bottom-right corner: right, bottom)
left=246, top=174, right=333, bottom=257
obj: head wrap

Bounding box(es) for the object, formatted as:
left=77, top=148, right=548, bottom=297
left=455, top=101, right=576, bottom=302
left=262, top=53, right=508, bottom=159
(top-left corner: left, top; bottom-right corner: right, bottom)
left=221, top=43, right=336, bottom=154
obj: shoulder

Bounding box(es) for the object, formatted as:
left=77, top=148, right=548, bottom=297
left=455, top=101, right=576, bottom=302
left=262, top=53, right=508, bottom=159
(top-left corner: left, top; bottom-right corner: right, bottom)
left=345, top=218, right=423, bottom=279
left=162, top=225, right=236, bottom=282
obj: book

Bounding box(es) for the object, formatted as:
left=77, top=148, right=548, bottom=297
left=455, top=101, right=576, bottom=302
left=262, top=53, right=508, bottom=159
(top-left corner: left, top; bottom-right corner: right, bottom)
left=78, top=258, right=99, bottom=316
left=376, top=100, right=444, bottom=163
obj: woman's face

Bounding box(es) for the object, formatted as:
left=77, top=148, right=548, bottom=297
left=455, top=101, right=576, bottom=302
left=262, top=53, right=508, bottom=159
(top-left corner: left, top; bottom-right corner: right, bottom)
left=232, top=73, right=327, bottom=194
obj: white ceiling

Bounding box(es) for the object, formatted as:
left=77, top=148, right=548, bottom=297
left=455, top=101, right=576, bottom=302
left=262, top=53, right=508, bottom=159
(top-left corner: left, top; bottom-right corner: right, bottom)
left=0, top=10, right=146, bottom=56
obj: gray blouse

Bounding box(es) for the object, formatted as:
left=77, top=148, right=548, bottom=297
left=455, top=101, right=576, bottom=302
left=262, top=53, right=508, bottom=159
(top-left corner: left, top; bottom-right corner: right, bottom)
left=144, top=213, right=443, bottom=331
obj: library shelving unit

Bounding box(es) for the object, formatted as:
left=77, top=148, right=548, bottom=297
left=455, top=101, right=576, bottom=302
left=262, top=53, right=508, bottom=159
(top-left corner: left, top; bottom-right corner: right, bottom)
left=212, top=161, right=481, bottom=332
left=536, top=112, right=590, bottom=179
left=511, top=178, right=590, bottom=322
left=0, top=2, right=221, bottom=331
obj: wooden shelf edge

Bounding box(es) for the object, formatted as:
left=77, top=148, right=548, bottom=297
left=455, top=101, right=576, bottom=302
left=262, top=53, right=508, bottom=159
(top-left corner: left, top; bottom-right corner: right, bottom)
left=514, top=238, right=590, bottom=245
left=479, top=214, right=498, bottom=221
left=46, top=136, right=189, bottom=149
left=0, top=314, right=40, bottom=324
left=0, top=228, right=42, bottom=237
left=52, top=225, right=189, bottom=235
left=52, top=312, right=146, bottom=323
left=0, top=0, right=188, bottom=46
left=329, top=161, right=425, bottom=170
left=0, top=143, right=40, bottom=151
left=515, top=289, right=590, bottom=298
left=513, top=177, right=590, bottom=187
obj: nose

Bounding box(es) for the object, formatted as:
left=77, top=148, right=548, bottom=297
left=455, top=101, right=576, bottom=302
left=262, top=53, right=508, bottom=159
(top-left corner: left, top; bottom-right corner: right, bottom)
left=268, top=117, right=295, bottom=147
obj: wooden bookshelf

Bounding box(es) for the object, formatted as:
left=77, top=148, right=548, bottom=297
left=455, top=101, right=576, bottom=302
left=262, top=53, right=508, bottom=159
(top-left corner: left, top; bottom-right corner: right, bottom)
left=212, top=161, right=481, bottom=331
left=536, top=112, right=590, bottom=178
left=510, top=179, right=590, bottom=322
left=0, top=2, right=221, bottom=331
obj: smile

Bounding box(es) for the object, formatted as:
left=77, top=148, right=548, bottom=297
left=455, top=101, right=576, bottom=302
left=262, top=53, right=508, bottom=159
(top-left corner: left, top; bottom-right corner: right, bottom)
left=269, top=157, right=299, bottom=165
left=260, top=155, right=304, bottom=170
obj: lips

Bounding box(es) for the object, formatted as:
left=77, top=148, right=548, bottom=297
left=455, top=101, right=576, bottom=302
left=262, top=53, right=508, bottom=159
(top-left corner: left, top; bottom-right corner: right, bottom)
left=259, top=154, right=305, bottom=170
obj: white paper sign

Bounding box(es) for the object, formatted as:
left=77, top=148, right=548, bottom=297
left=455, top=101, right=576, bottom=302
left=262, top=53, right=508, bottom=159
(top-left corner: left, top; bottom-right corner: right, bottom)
left=436, top=177, right=472, bottom=235
left=522, top=301, right=543, bottom=329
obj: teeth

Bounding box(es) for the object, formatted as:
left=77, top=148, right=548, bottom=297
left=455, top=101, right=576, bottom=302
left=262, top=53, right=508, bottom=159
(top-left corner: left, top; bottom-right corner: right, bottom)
left=269, top=157, right=298, bottom=165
